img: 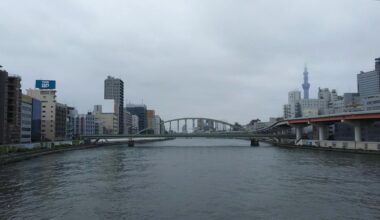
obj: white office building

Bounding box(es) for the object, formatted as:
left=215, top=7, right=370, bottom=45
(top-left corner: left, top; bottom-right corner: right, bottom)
left=27, top=89, right=57, bottom=141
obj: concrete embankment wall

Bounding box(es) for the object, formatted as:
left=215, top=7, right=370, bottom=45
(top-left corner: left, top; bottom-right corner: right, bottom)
left=298, top=140, right=380, bottom=152
left=269, top=139, right=380, bottom=154
left=0, top=138, right=174, bottom=165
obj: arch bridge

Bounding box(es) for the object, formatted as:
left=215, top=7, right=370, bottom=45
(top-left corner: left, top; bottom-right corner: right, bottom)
left=139, top=117, right=238, bottom=134
left=82, top=117, right=287, bottom=146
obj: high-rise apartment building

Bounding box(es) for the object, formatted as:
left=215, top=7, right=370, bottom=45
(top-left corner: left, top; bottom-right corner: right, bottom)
left=104, top=76, right=124, bottom=134
left=357, top=58, right=380, bottom=98
left=286, top=90, right=302, bottom=118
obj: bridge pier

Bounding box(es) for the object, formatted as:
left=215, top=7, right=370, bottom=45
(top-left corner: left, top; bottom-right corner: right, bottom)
left=128, top=139, right=135, bottom=147
left=250, top=138, right=259, bottom=147
left=353, top=121, right=362, bottom=142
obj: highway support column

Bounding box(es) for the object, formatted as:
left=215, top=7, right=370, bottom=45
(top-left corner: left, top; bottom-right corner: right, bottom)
left=345, top=120, right=364, bottom=142
left=316, top=123, right=328, bottom=141
left=295, top=126, right=303, bottom=141
left=353, top=122, right=362, bottom=142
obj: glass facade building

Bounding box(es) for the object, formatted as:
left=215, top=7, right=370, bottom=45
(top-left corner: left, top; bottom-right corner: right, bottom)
left=31, top=98, right=42, bottom=142
left=125, top=104, right=147, bottom=131
left=357, top=58, right=380, bottom=98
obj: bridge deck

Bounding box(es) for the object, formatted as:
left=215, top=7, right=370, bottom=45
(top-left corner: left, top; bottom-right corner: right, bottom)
left=82, top=133, right=291, bottom=139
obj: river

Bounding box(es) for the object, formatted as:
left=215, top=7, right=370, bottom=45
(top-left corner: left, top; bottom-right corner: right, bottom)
left=1, top=138, right=379, bottom=219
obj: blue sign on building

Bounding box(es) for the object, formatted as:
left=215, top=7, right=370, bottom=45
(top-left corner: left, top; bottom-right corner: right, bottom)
left=35, top=80, right=56, bottom=89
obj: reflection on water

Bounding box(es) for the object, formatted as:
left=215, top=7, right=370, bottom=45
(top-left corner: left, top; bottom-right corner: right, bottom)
left=1, top=138, right=379, bottom=219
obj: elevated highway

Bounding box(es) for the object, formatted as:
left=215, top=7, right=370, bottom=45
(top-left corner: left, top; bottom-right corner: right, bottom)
left=257, top=110, right=380, bottom=142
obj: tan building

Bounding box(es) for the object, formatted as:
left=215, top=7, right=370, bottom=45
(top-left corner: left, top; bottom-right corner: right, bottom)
left=94, top=113, right=118, bottom=135
left=27, top=89, right=57, bottom=141
left=146, top=110, right=155, bottom=130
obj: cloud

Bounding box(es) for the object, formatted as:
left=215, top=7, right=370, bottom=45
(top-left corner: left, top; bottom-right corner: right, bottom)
left=0, top=0, right=379, bottom=123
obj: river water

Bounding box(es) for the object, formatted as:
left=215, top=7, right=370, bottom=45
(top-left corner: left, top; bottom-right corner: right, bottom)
left=0, top=139, right=379, bottom=219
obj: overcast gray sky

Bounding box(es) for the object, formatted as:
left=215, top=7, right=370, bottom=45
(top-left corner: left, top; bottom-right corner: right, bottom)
left=0, top=0, right=379, bottom=124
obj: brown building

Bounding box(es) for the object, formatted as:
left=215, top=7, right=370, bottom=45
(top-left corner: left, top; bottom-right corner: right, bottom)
left=7, top=75, right=22, bottom=144
left=0, top=69, right=8, bottom=144
left=0, top=68, right=22, bottom=144
left=146, top=110, right=155, bottom=130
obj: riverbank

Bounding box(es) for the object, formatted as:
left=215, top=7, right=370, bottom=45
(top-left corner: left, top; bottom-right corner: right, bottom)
left=263, top=139, right=380, bottom=155
left=0, top=138, right=174, bottom=166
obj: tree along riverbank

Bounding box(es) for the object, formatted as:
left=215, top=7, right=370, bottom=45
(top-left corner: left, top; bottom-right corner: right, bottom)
left=0, top=138, right=174, bottom=166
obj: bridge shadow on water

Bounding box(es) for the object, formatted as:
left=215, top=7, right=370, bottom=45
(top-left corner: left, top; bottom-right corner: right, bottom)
left=131, top=138, right=267, bottom=148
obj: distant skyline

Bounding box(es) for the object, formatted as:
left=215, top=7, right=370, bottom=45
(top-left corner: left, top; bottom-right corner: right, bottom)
left=0, top=0, right=379, bottom=124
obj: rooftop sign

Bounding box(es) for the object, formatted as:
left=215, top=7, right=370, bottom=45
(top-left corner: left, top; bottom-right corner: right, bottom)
left=35, top=80, right=56, bottom=89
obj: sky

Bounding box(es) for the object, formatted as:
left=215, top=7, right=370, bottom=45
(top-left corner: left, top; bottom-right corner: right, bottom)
left=0, top=0, right=379, bottom=124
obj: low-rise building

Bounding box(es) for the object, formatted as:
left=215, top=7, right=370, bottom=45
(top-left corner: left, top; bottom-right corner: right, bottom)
left=153, top=115, right=162, bottom=134
left=131, top=115, right=139, bottom=134
left=66, top=107, right=77, bottom=140
left=73, top=112, right=95, bottom=136
left=95, top=113, right=118, bottom=134
left=124, top=111, right=132, bottom=134
left=55, top=103, right=68, bottom=140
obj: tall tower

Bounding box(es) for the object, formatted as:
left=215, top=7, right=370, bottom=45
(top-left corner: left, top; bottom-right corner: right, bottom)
left=104, top=76, right=124, bottom=134
left=302, top=65, right=310, bottom=99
